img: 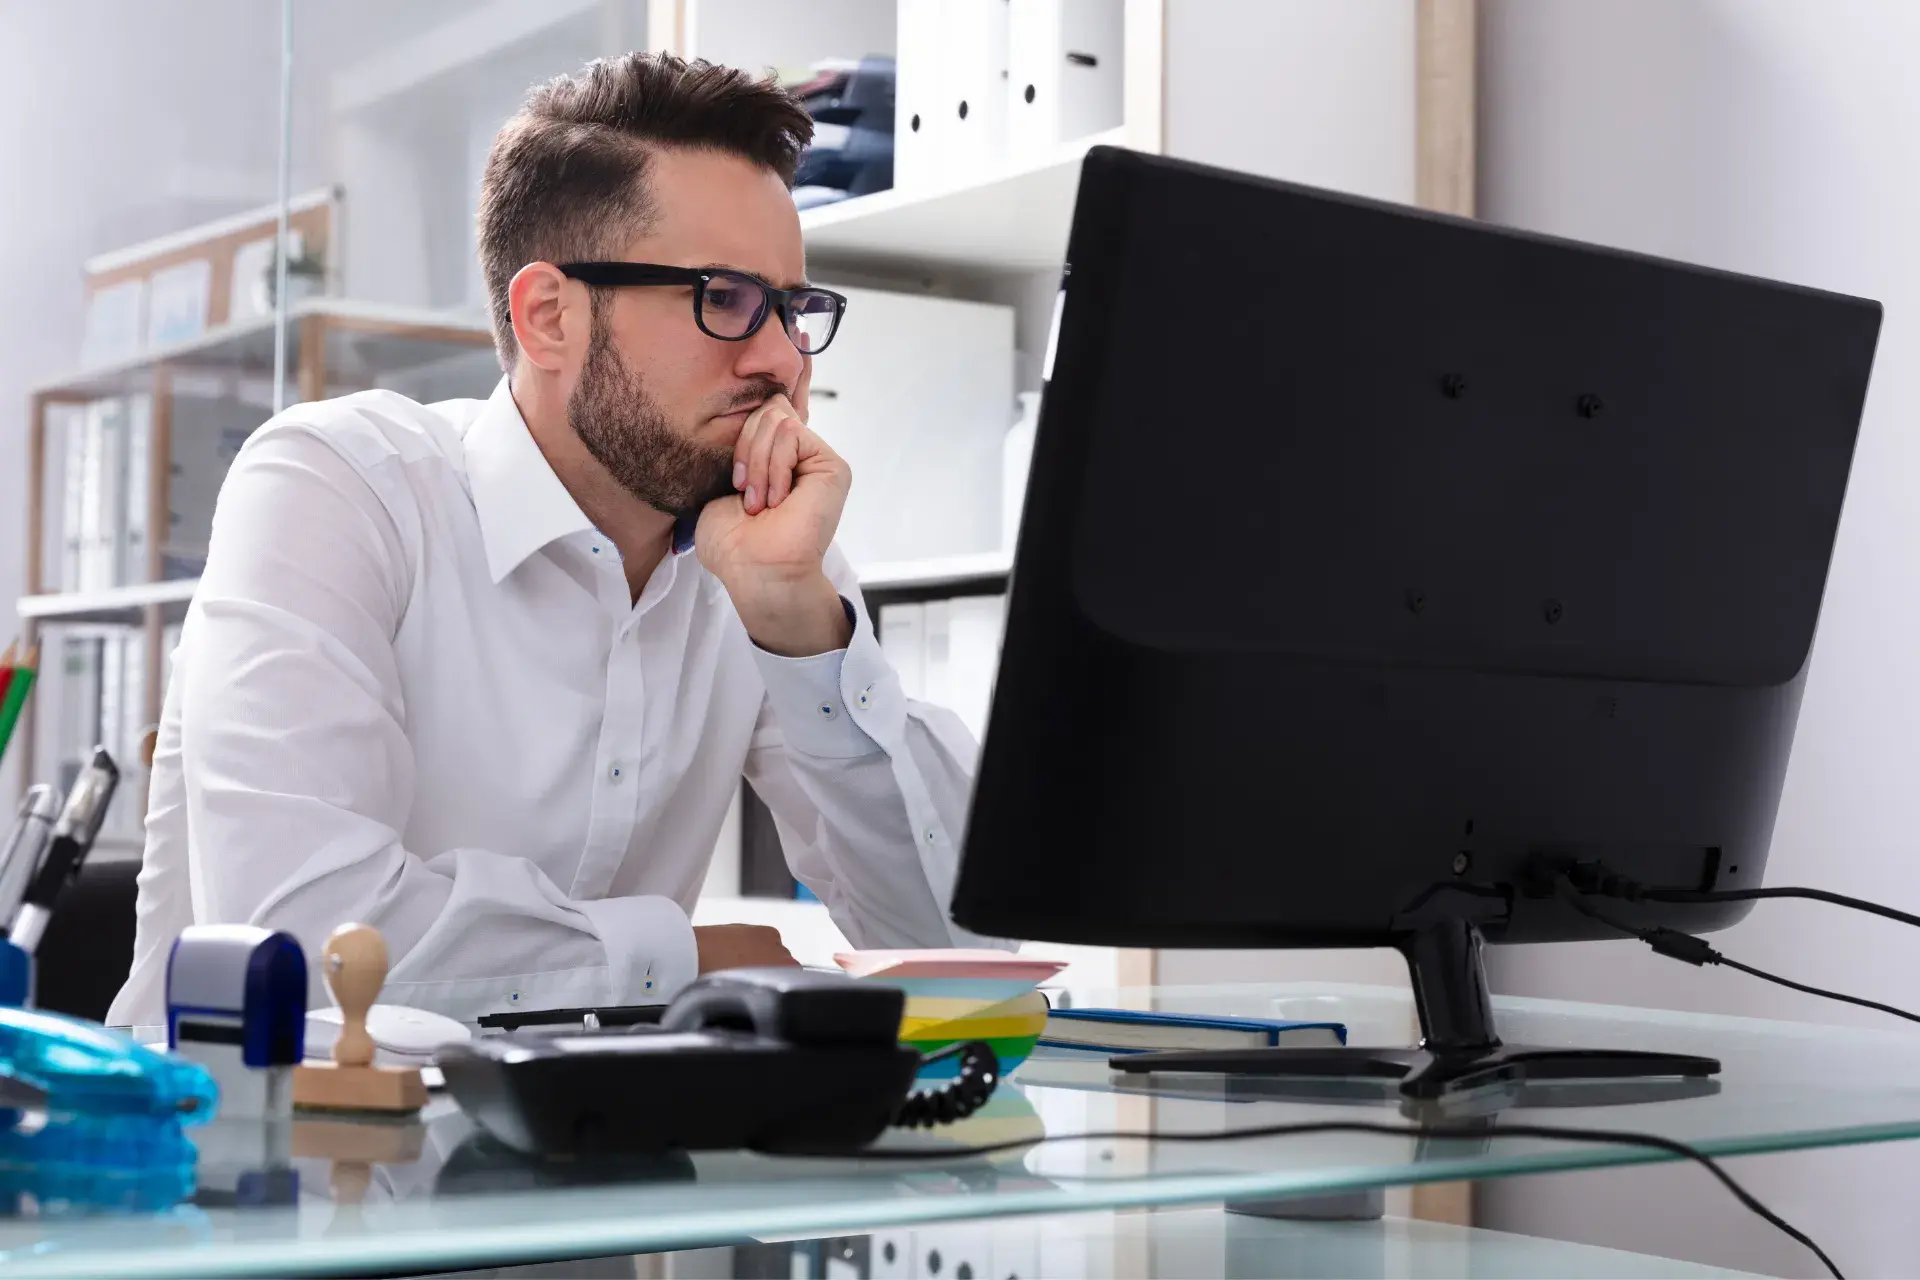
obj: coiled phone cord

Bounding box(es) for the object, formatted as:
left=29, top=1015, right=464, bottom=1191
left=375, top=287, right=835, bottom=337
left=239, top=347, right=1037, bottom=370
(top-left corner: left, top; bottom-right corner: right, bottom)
left=892, top=1041, right=1000, bottom=1129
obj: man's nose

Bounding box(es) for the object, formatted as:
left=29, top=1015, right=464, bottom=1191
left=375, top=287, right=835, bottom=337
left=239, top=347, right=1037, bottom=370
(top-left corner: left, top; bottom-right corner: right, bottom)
left=734, top=309, right=805, bottom=388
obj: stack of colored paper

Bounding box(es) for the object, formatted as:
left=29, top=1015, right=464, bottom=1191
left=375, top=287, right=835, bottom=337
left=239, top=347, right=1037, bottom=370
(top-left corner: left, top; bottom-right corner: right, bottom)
left=834, top=950, right=1065, bottom=1077
left=873, top=1082, right=1047, bottom=1161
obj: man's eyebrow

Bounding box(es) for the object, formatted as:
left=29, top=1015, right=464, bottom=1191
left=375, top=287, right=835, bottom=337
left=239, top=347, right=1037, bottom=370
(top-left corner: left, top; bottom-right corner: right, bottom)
left=697, top=262, right=810, bottom=291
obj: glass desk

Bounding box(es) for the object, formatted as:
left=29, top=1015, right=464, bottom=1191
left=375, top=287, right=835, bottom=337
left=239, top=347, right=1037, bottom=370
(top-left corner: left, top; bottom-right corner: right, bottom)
left=707, top=1205, right=1763, bottom=1279
left=8, top=984, right=1918, bottom=1278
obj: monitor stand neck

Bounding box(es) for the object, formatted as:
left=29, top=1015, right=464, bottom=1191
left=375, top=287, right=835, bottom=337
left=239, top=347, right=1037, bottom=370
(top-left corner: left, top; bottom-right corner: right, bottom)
left=1404, top=917, right=1500, bottom=1056
left=1112, top=908, right=1723, bottom=1102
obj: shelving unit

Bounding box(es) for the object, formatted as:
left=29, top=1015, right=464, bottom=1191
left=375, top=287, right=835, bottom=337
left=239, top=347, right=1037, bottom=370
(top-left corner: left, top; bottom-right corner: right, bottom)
left=20, top=296, right=496, bottom=813
left=801, top=127, right=1125, bottom=274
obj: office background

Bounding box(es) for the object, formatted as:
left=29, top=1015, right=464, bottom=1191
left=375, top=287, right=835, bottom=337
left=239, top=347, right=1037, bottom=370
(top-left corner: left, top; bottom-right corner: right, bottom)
left=0, top=1, right=1913, bottom=1274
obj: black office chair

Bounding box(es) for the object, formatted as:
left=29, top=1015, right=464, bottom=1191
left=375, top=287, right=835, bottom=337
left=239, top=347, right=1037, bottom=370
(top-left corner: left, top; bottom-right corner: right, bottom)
left=35, top=858, right=140, bottom=1023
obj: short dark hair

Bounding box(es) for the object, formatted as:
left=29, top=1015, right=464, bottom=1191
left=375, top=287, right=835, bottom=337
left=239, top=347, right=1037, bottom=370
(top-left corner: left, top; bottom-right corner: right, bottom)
left=476, top=52, right=814, bottom=370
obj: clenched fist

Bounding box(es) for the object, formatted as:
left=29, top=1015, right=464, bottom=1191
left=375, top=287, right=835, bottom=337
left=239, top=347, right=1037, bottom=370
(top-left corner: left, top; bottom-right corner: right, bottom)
left=697, top=392, right=854, bottom=658
left=693, top=923, right=800, bottom=973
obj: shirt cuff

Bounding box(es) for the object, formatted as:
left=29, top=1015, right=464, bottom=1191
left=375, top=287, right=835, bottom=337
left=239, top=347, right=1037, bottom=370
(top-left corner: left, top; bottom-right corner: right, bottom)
left=576, top=894, right=699, bottom=1002
left=751, top=596, right=885, bottom=760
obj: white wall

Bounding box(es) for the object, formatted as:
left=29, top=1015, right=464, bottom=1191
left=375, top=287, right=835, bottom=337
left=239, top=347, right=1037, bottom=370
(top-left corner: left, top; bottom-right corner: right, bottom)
left=689, top=0, right=894, bottom=77
left=0, top=1, right=294, bottom=804
left=1476, top=3, right=1920, bottom=1275
left=1164, top=0, right=1415, bottom=205
left=1156, top=0, right=1418, bottom=993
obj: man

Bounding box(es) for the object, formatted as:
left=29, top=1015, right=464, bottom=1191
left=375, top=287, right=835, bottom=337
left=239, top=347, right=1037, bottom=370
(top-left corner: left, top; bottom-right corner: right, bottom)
left=108, top=53, right=995, bottom=1027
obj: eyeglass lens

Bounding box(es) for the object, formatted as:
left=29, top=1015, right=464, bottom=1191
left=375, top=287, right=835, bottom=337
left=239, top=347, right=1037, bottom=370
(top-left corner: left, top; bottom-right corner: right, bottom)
left=698, top=271, right=838, bottom=353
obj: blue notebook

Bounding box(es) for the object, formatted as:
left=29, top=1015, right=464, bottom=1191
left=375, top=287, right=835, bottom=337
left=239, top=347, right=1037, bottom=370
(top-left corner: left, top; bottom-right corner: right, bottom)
left=1038, top=1008, right=1348, bottom=1055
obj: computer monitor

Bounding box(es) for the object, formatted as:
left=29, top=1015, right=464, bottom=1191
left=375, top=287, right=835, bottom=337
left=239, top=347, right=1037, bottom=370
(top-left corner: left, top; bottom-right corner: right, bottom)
left=952, top=146, right=1882, bottom=1100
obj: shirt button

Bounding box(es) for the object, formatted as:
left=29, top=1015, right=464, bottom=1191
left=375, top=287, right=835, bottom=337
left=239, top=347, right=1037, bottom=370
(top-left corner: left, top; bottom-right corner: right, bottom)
left=925, top=828, right=937, bottom=844
left=817, top=701, right=839, bottom=720
left=856, top=685, right=873, bottom=710
left=609, top=763, right=625, bottom=780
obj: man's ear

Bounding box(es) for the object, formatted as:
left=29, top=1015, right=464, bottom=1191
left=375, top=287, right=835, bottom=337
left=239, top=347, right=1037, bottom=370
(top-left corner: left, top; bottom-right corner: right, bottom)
left=509, top=262, right=582, bottom=372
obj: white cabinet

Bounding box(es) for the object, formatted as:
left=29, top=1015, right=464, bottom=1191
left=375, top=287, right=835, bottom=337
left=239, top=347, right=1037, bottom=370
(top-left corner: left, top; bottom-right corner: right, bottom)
left=807, top=284, right=1014, bottom=567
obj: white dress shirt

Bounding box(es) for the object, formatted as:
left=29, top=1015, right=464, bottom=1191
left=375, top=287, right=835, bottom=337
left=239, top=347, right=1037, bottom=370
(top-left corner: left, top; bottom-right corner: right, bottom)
left=108, top=378, right=995, bottom=1027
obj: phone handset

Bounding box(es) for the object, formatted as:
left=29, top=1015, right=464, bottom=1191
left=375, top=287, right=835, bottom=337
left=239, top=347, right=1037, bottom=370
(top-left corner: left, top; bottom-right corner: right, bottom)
left=662, top=968, right=999, bottom=1128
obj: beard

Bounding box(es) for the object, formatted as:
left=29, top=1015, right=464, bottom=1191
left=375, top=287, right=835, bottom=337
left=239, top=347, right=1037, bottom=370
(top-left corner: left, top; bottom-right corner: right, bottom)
left=567, top=320, right=738, bottom=521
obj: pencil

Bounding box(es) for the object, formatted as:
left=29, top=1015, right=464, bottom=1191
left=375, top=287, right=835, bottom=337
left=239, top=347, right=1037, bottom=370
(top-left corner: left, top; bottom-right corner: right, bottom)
left=0, top=645, right=39, bottom=767
left=0, top=641, right=18, bottom=713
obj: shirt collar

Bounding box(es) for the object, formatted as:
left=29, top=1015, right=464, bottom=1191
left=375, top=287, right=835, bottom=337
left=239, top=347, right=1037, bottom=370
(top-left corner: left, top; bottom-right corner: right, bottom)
left=465, top=378, right=702, bottom=583
left=464, top=378, right=596, bottom=584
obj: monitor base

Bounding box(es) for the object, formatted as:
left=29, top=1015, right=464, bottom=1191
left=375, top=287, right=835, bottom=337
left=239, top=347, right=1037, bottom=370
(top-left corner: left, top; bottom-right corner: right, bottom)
left=1113, top=915, right=1721, bottom=1102
left=1110, top=1040, right=1719, bottom=1101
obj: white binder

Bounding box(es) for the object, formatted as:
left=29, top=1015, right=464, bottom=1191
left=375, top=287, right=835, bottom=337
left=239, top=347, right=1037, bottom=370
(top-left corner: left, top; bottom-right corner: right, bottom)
left=1006, top=0, right=1124, bottom=165
left=940, top=0, right=1012, bottom=181
left=893, top=0, right=947, bottom=193
left=895, top=0, right=1013, bottom=190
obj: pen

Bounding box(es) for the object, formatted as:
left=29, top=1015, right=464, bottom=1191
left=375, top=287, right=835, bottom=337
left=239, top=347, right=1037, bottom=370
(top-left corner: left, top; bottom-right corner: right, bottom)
left=9, top=748, right=119, bottom=955
left=0, top=785, right=58, bottom=932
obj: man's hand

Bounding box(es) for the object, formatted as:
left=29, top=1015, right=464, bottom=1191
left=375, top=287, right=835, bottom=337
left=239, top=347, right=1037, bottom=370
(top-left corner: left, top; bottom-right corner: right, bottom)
left=696, top=392, right=854, bottom=657
left=694, top=923, right=801, bottom=973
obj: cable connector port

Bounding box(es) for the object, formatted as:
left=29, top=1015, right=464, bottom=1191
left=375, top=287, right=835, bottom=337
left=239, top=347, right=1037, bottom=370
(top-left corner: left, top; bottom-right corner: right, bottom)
left=1643, top=927, right=1720, bottom=967
left=1560, top=860, right=1647, bottom=901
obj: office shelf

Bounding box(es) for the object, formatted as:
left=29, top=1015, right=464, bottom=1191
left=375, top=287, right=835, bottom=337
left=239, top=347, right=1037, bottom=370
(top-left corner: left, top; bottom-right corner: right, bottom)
left=32, top=298, right=494, bottom=402
left=801, top=128, right=1125, bottom=274
left=857, top=549, right=1013, bottom=593
left=17, top=578, right=200, bottom=627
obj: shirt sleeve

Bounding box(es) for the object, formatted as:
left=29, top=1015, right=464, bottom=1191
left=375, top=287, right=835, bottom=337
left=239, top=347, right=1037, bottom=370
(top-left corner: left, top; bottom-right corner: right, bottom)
left=172, top=421, right=697, bottom=1023
left=743, top=547, right=1010, bottom=952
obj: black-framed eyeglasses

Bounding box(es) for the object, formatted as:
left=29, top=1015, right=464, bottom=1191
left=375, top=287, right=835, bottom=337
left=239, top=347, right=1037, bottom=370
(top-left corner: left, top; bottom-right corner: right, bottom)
left=558, top=262, right=848, bottom=355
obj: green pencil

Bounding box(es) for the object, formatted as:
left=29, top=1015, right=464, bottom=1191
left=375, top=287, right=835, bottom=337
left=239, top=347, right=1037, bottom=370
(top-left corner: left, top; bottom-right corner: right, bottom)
left=0, top=645, right=40, bottom=767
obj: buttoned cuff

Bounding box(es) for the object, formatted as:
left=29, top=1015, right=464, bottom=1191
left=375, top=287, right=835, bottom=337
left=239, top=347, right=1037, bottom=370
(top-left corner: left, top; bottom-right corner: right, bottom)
left=577, top=894, right=699, bottom=1002
left=751, top=596, right=886, bottom=760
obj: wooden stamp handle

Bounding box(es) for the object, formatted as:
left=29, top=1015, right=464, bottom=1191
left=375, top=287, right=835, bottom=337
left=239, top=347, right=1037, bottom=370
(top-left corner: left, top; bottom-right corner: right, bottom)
left=320, top=923, right=388, bottom=1068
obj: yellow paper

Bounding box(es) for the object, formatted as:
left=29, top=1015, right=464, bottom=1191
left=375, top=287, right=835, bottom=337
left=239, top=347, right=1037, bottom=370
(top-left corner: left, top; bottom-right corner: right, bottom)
left=899, top=990, right=1048, bottom=1040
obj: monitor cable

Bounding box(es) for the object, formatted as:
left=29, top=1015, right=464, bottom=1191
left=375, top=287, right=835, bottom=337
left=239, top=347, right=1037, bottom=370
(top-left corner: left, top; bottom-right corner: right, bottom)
left=1555, top=874, right=1920, bottom=1027
left=849, top=1114, right=1840, bottom=1279
left=1561, top=862, right=1920, bottom=934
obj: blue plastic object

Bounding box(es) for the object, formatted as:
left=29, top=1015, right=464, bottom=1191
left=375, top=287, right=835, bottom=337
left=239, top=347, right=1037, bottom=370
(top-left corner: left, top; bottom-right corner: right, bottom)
left=0, top=1008, right=217, bottom=1125
left=0, top=940, right=30, bottom=1009
left=0, top=1126, right=199, bottom=1222
left=0, top=1113, right=200, bottom=1218
left=0, top=1110, right=196, bottom=1170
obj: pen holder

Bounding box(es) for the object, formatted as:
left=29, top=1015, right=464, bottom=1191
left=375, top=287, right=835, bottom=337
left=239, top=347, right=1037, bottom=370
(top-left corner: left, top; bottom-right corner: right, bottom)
left=0, top=938, right=31, bottom=1009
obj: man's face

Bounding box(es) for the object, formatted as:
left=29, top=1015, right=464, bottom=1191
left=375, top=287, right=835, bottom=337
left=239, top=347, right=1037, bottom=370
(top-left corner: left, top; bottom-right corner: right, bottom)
left=566, top=147, right=810, bottom=520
